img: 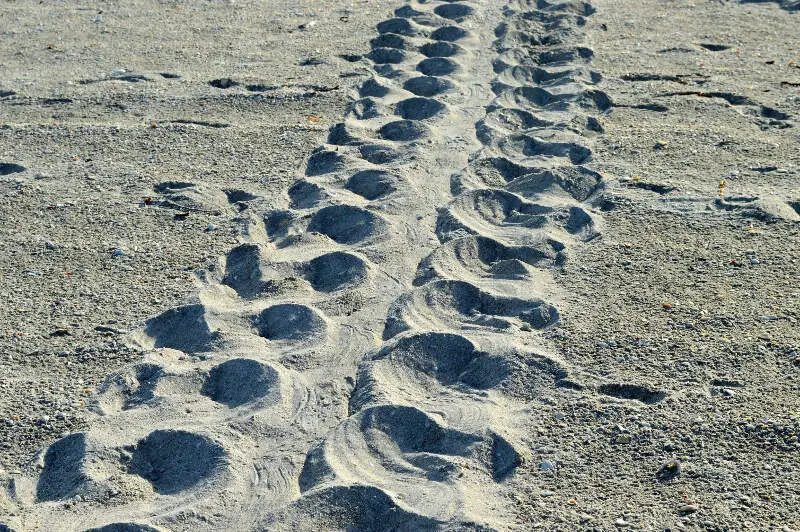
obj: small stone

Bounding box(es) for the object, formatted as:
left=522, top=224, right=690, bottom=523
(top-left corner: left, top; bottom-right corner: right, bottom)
left=678, top=504, right=699, bottom=514
left=541, top=490, right=555, bottom=497
left=656, top=459, right=681, bottom=481
left=615, top=517, right=630, bottom=526
left=539, top=461, right=555, bottom=471
left=616, top=434, right=632, bottom=444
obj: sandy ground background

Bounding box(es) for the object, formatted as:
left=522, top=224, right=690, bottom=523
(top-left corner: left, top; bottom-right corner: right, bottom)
left=510, top=1, right=800, bottom=528
left=0, top=0, right=404, bottom=469
left=1, top=0, right=798, bottom=530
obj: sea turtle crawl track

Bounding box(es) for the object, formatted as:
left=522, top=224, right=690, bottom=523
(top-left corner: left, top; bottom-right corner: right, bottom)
left=0, top=1, right=634, bottom=530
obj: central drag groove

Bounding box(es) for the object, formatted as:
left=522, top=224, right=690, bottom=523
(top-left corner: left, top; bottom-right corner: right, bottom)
left=262, top=0, right=611, bottom=527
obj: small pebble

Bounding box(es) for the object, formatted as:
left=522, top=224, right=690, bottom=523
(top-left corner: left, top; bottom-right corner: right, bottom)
left=678, top=504, right=699, bottom=514
left=656, top=459, right=681, bottom=480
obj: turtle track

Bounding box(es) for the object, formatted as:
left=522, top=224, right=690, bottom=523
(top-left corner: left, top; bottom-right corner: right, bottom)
left=1, top=1, right=658, bottom=531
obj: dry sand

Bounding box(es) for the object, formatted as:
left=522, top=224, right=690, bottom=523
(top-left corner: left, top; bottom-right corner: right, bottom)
left=1, top=0, right=798, bottom=530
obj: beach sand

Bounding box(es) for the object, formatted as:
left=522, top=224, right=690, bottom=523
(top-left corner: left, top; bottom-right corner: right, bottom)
left=1, top=0, right=797, bottom=530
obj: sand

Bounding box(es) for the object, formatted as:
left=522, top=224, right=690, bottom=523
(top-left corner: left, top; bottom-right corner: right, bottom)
left=1, top=0, right=798, bottom=530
